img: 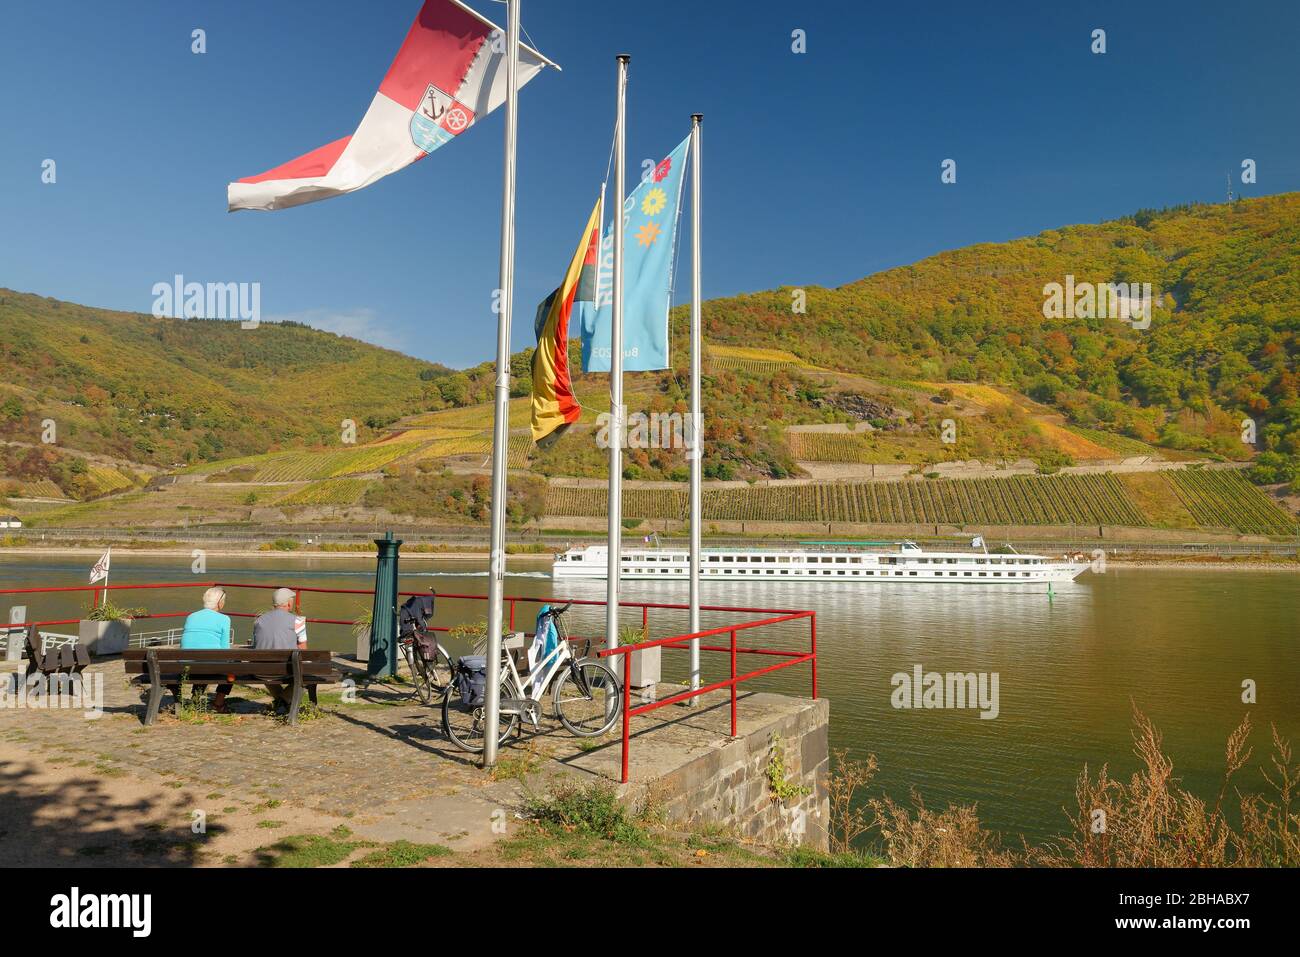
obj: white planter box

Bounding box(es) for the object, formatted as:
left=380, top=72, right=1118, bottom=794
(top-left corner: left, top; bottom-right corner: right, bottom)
left=78, top=619, right=131, bottom=656
left=628, top=644, right=661, bottom=689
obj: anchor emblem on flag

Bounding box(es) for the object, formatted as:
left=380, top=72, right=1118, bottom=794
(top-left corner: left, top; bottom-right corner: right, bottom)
left=410, top=83, right=476, bottom=155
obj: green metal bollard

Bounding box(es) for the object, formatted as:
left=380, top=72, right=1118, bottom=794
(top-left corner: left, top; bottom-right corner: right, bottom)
left=368, top=531, right=403, bottom=678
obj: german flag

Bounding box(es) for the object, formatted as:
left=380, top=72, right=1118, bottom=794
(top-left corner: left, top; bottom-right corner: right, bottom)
left=531, top=198, right=601, bottom=446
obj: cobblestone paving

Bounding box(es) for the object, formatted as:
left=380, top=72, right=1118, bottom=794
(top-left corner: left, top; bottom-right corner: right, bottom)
left=0, top=656, right=812, bottom=853
left=0, top=658, right=558, bottom=848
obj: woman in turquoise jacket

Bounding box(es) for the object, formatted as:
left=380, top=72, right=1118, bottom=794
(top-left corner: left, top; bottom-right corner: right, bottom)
left=170, top=586, right=234, bottom=712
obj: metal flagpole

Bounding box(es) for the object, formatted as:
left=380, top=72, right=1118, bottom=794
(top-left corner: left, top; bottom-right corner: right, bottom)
left=483, top=0, right=521, bottom=768
left=688, top=113, right=703, bottom=703
left=605, top=54, right=629, bottom=657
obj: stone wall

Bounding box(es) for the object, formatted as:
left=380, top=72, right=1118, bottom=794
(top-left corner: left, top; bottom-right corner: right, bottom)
left=629, top=695, right=831, bottom=851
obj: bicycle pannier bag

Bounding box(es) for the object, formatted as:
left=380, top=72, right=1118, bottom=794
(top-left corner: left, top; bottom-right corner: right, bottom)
left=456, top=655, right=488, bottom=707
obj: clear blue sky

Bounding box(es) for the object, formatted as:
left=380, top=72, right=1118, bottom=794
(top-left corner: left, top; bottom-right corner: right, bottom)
left=2, top=0, right=1298, bottom=367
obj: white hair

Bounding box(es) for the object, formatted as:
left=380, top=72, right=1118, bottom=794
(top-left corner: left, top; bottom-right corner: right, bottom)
left=202, top=586, right=226, bottom=610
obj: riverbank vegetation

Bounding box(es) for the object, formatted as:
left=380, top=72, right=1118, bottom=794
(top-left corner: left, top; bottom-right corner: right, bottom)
left=828, top=707, right=1300, bottom=867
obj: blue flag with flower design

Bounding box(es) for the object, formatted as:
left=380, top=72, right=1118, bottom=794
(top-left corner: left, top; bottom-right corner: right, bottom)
left=581, top=135, right=690, bottom=372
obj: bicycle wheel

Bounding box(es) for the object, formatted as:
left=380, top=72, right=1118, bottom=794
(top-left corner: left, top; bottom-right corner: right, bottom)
left=442, top=671, right=519, bottom=753
left=430, top=646, right=454, bottom=695
left=553, top=659, right=622, bottom=737
left=400, top=640, right=435, bottom=705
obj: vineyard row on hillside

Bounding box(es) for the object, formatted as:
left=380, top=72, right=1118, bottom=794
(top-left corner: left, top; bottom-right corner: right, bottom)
left=1165, top=468, right=1297, bottom=535
left=707, top=355, right=804, bottom=375
left=546, top=473, right=1148, bottom=527
left=276, top=478, right=371, bottom=507
left=787, top=432, right=879, bottom=463
left=544, top=472, right=1295, bottom=534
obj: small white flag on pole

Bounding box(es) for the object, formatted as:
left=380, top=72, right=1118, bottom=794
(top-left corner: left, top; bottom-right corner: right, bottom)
left=970, top=536, right=985, bottom=550
left=89, top=549, right=111, bottom=584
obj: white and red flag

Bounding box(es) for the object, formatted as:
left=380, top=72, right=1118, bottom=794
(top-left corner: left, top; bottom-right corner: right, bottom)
left=88, top=549, right=111, bottom=585
left=227, top=0, right=556, bottom=212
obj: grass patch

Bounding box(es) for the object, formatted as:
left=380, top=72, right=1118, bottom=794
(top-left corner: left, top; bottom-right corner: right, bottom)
left=523, top=780, right=652, bottom=848
left=1118, top=472, right=1196, bottom=528
left=254, top=833, right=358, bottom=868
left=252, top=829, right=432, bottom=869
left=490, top=744, right=542, bottom=782
left=783, top=846, right=885, bottom=868
left=271, top=702, right=328, bottom=725
left=350, top=840, right=453, bottom=868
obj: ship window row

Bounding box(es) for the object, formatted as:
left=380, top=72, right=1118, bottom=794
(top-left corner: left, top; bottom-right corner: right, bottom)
left=597, top=552, right=1046, bottom=567
left=630, top=567, right=1042, bottom=578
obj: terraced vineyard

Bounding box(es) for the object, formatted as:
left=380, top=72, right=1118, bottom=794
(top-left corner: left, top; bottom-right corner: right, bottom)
left=706, top=345, right=812, bottom=375
left=787, top=431, right=876, bottom=463
left=546, top=473, right=1150, bottom=527
left=83, top=466, right=136, bottom=497
left=276, top=479, right=371, bottom=507
left=546, top=485, right=687, bottom=520
left=508, top=434, right=532, bottom=469
left=374, top=426, right=481, bottom=445
left=195, top=442, right=424, bottom=482
left=411, top=434, right=492, bottom=461
left=18, top=478, right=68, bottom=499
left=1164, top=468, right=1297, bottom=535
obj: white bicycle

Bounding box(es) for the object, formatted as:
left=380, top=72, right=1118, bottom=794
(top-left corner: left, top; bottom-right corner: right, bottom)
left=442, top=603, right=623, bottom=753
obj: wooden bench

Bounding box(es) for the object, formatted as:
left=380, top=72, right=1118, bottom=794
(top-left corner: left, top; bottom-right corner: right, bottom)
left=123, top=648, right=341, bottom=726
left=16, top=625, right=90, bottom=693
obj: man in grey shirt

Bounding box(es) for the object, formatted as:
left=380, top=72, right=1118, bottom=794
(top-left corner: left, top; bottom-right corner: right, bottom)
left=253, top=588, right=307, bottom=711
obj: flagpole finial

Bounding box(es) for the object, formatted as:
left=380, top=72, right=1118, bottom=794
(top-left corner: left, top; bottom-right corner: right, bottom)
left=692, top=113, right=703, bottom=122
left=617, top=53, right=630, bottom=62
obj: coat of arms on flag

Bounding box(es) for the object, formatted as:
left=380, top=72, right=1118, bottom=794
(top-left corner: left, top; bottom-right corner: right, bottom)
left=410, top=84, right=477, bottom=153
left=227, top=0, right=557, bottom=212
left=89, top=549, right=111, bottom=585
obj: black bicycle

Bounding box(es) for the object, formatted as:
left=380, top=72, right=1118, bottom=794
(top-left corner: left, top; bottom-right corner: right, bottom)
left=397, top=593, right=453, bottom=704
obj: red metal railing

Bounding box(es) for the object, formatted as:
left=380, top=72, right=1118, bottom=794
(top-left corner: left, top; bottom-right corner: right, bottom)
left=1, top=581, right=817, bottom=646
left=1, top=580, right=817, bottom=782
left=598, top=612, right=816, bottom=782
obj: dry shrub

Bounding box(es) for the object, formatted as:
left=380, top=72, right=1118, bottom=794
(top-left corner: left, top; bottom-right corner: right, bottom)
left=831, top=706, right=1300, bottom=868
left=1033, top=705, right=1300, bottom=867
left=827, top=749, right=1010, bottom=866
left=868, top=791, right=1014, bottom=867
left=826, top=748, right=877, bottom=855
left=1229, top=724, right=1299, bottom=867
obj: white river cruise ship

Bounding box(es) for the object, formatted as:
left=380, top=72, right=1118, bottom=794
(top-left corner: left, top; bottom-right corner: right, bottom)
left=552, top=540, right=1090, bottom=585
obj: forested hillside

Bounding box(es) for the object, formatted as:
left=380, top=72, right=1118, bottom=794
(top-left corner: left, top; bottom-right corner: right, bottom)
left=687, top=194, right=1300, bottom=487
left=4, top=194, right=1298, bottom=521
left=0, top=289, right=453, bottom=468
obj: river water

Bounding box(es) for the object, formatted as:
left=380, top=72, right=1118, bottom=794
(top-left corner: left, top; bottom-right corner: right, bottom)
left=3, top=552, right=1296, bottom=846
